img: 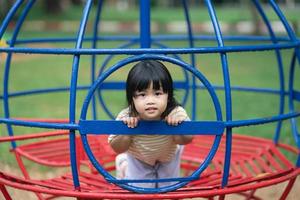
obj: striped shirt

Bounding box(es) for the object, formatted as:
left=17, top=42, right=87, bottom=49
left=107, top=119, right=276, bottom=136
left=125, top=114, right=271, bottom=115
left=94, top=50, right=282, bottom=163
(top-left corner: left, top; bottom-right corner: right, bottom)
left=108, top=106, right=190, bottom=166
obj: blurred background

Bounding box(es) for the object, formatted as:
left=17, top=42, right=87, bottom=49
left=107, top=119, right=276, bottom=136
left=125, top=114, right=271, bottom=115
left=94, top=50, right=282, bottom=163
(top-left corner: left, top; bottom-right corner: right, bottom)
left=1, top=0, right=299, bottom=35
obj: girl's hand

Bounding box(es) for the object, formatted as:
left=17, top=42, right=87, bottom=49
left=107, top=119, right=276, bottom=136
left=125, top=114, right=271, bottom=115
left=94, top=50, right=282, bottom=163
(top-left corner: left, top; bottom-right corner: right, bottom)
left=165, top=115, right=186, bottom=126
left=165, top=106, right=189, bottom=126
left=123, top=117, right=139, bottom=128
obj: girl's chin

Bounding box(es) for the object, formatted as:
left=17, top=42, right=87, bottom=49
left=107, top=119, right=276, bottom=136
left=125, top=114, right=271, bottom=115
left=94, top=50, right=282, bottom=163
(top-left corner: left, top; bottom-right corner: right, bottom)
left=140, top=115, right=161, bottom=121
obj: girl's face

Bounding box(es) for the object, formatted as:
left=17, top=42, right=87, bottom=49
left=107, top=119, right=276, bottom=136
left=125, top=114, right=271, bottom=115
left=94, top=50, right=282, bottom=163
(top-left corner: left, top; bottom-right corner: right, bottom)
left=132, top=82, right=168, bottom=120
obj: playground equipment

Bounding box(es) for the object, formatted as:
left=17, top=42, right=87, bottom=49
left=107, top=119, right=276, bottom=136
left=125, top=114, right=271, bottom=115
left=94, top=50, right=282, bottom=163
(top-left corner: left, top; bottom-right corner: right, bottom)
left=0, top=0, right=299, bottom=199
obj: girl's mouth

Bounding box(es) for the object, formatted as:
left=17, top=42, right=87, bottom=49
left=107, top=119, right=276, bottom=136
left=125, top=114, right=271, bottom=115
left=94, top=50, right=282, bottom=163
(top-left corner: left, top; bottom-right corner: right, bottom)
left=146, top=107, right=157, bottom=111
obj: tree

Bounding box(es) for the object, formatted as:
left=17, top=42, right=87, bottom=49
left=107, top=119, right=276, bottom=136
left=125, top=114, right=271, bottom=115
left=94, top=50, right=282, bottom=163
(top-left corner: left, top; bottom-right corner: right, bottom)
left=44, top=0, right=70, bottom=14
left=71, top=0, right=83, bottom=5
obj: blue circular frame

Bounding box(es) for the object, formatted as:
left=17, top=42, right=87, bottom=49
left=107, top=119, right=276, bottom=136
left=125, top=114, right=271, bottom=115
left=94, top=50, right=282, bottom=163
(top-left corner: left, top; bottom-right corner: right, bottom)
left=79, top=54, right=223, bottom=193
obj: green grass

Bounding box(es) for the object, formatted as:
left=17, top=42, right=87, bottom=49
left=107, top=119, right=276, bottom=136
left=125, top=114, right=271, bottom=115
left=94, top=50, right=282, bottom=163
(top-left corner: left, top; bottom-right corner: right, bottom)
left=0, top=32, right=299, bottom=170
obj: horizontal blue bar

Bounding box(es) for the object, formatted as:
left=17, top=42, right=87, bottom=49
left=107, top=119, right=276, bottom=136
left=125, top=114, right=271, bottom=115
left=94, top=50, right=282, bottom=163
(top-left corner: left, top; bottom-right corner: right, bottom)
left=0, top=42, right=298, bottom=55
left=0, top=84, right=286, bottom=100
left=79, top=120, right=224, bottom=135
left=107, top=175, right=197, bottom=184
left=0, top=118, right=78, bottom=130
left=226, top=112, right=300, bottom=128
left=10, top=35, right=292, bottom=45
left=293, top=90, right=300, bottom=101
left=1, top=112, right=298, bottom=132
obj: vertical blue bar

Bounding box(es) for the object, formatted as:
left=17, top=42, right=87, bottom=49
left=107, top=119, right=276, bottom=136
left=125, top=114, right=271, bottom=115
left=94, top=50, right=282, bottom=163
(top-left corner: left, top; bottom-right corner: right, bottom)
left=182, top=0, right=197, bottom=120
left=69, top=0, right=93, bottom=189
left=140, top=0, right=151, bottom=48
left=0, top=0, right=24, bottom=38
left=268, top=0, right=300, bottom=63
left=253, top=0, right=285, bottom=144
left=3, top=0, right=36, bottom=149
left=205, top=0, right=232, bottom=188
left=91, top=0, right=104, bottom=120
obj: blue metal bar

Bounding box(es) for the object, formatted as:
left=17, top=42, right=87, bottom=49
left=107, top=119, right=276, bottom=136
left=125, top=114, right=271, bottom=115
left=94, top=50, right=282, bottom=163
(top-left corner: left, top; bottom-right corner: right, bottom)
left=182, top=0, right=197, bottom=120
left=225, top=112, right=300, bottom=128
left=91, top=0, right=104, bottom=120
left=3, top=0, right=36, bottom=149
left=81, top=131, right=221, bottom=193
left=269, top=0, right=300, bottom=166
left=1, top=111, right=298, bottom=135
left=107, top=176, right=196, bottom=184
left=1, top=41, right=299, bottom=55
left=288, top=52, right=300, bottom=166
left=8, top=35, right=295, bottom=45
left=0, top=85, right=89, bottom=98
left=205, top=0, right=232, bottom=188
left=269, top=0, right=300, bottom=63
left=0, top=83, right=289, bottom=100
left=79, top=120, right=224, bottom=135
left=0, top=0, right=24, bottom=38
left=253, top=0, right=285, bottom=145
left=97, top=42, right=139, bottom=119
left=79, top=54, right=223, bottom=193
left=0, top=118, right=78, bottom=130
left=69, top=0, right=93, bottom=190
left=140, top=0, right=151, bottom=48
left=293, top=90, right=300, bottom=101
left=80, top=54, right=223, bottom=122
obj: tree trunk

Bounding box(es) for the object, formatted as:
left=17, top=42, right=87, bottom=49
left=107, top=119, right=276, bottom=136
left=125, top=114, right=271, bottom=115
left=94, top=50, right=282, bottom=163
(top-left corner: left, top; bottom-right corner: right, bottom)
left=44, top=0, right=64, bottom=14
left=71, top=0, right=82, bottom=6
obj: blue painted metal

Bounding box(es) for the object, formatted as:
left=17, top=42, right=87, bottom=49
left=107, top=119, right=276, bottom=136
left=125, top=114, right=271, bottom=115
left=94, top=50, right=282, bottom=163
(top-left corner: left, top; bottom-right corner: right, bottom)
left=80, top=54, right=223, bottom=121
left=79, top=53, right=223, bottom=193
left=1, top=41, right=299, bottom=55
left=269, top=0, right=300, bottom=166
left=269, top=0, right=300, bottom=69
left=0, top=0, right=24, bottom=38
left=3, top=0, right=36, bottom=149
left=0, top=0, right=299, bottom=195
left=140, top=0, right=151, bottom=48
left=205, top=0, right=232, bottom=188
left=182, top=0, right=197, bottom=120
left=91, top=0, right=104, bottom=120
left=68, top=0, right=93, bottom=190
left=0, top=82, right=290, bottom=102
left=225, top=112, right=300, bottom=128
left=253, top=0, right=285, bottom=145
left=79, top=120, right=224, bottom=135
left=0, top=118, right=78, bottom=130
left=288, top=52, right=300, bottom=166
left=7, top=35, right=294, bottom=46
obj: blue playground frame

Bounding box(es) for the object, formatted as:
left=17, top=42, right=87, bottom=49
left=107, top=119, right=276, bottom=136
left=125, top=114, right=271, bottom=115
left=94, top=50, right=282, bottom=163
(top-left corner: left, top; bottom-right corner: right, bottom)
left=0, top=0, right=300, bottom=195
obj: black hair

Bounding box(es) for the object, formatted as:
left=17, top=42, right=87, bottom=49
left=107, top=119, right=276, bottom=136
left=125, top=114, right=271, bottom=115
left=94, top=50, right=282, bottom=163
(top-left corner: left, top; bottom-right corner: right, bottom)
left=126, top=60, right=179, bottom=118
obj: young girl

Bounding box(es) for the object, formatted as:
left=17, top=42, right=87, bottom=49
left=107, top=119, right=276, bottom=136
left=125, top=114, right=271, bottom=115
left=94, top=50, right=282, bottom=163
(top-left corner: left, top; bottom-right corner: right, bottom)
left=108, top=60, right=193, bottom=188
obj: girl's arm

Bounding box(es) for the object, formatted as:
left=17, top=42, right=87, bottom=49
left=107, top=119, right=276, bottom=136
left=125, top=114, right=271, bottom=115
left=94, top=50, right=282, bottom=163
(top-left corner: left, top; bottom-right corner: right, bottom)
left=109, top=135, right=132, bottom=154
left=173, top=134, right=193, bottom=145
left=108, top=108, right=134, bottom=154
left=165, top=106, right=194, bottom=145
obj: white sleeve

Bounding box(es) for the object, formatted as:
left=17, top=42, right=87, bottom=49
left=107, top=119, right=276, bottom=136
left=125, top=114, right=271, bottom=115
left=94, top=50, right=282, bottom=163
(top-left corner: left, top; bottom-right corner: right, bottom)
left=168, top=106, right=190, bottom=121
left=108, top=107, right=130, bottom=143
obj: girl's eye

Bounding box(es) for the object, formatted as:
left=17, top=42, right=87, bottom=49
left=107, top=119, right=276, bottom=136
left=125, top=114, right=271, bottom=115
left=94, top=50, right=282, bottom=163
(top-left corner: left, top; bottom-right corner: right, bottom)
left=136, top=93, right=145, bottom=97
left=155, top=91, right=163, bottom=96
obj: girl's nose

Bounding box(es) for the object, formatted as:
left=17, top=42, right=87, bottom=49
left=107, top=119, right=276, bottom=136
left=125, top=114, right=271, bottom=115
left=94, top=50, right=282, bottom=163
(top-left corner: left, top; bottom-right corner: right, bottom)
left=145, top=95, right=155, bottom=104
